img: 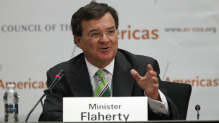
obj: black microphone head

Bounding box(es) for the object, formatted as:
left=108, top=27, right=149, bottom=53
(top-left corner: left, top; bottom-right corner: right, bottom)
left=54, top=70, right=64, bottom=78
left=195, top=104, right=201, bottom=111
left=57, top=69, right=64, bottom=75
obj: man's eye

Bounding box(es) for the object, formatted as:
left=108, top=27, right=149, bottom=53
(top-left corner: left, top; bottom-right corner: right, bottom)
left=108, top=30, right=115, bottom=34
left=91, top=33, right=100, bottom=37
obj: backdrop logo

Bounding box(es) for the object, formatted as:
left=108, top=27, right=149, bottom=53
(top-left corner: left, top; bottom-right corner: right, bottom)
left=0, top=78, right=47, bottom=90
left=118, top=25, right=159, bottom=40
left=0, top=24, right=72, bottom=32
left=165, top=76, right=219, bottom=87
left=164, top=27, right=217, bottom=33
left=1, top=24, right=160, bottom=40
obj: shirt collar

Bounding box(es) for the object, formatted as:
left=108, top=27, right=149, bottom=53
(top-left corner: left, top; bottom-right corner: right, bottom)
left=85, top=58, right=115, bottom=80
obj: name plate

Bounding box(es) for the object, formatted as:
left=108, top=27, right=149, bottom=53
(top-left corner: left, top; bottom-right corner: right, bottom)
left=63, top=97, right=148, bottom=122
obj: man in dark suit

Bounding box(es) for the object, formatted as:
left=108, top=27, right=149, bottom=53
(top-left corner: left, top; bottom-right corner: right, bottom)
left=39, top=1, right=179, bottom=121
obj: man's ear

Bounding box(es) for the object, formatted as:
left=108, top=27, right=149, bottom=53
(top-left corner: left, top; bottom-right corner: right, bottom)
left=74, top=35, right=81, bottom=48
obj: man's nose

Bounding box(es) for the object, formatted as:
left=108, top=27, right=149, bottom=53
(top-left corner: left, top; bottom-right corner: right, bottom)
left=100, top=32, right=109, bottom=42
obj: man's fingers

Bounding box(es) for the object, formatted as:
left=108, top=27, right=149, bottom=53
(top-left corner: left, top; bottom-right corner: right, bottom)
left=130, top=69, right=141, bottom=81
left=146, top=64, right=157, bottom=78
left=151, top=76, right=158, bottom=84
left=147, top=64, right=154, bottom=71
left=149, top=71, right=157, bottom=77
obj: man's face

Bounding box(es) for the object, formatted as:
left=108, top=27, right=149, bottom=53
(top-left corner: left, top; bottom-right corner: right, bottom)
left=75, top=12, right=118, bottom=68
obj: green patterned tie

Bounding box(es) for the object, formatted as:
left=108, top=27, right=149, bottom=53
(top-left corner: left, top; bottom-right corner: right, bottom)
left=94, top=69, right=111, bottom=97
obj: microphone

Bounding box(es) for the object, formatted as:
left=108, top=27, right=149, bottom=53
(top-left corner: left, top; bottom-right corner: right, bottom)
left=44, top=70, right=64, bottom=94
left=195, top=104, right=201, bottom=120
left=25, top=70, right=64, bottom=122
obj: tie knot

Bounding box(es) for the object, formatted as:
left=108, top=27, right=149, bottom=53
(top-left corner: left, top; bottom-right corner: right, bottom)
left=96, top=69, right=105, bottom=78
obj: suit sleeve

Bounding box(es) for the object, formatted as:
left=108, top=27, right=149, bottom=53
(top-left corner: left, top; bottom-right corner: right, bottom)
left=148, top=59, right=179, bottom=120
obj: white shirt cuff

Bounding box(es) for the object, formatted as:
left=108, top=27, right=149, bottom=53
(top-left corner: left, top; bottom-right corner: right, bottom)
left=147, top=90, right=169, bottom=114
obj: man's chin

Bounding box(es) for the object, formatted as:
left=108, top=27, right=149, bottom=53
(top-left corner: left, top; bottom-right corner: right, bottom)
left=98, top=56, right=114, bottom=63
left=99, top=57, right=113, bottom=62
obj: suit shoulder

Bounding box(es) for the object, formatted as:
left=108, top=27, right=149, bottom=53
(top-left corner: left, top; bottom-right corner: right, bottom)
left=47, top=53, right=84, bottom=75
left=118, top=49, right=160, bottom=76
left=118, top=49, right=157, bottom=65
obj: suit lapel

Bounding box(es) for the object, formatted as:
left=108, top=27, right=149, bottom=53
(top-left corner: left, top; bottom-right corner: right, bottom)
left=112, top=51, right=135, bottom=96
left=64, top=54, right=93, bottom=97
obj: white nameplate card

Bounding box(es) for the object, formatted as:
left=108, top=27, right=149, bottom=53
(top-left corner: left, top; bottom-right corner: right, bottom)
left=63, top=97, right=148, bottom=122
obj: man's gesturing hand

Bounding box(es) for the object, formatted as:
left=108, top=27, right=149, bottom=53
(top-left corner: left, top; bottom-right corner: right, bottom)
left=130, top=64, right=161, bottom=101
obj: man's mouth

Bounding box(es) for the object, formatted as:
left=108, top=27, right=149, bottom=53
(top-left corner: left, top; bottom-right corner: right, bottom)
left=99, top=47, right=110, bottom=50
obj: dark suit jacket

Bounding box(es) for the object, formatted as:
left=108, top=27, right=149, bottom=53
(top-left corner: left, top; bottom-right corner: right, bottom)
left=39, top=49, right=179, bottom=121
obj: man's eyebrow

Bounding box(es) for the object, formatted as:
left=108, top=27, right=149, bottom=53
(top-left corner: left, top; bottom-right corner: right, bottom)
left=88, top=29, right=99, bottom=33
left=88, top=26, right=116, bottom=33
left=107, top=26, right=116, bottom=30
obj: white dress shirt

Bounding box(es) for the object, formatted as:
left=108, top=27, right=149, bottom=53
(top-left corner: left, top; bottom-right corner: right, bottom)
left=85, top=58, right=169, bottom=114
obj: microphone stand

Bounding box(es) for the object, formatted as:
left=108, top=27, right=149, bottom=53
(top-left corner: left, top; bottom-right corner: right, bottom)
left=25, top=93, right=47, bottom=122
left=25, top=72, right=64, bottom=122
left=195, top=104, right=201, bottom=120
